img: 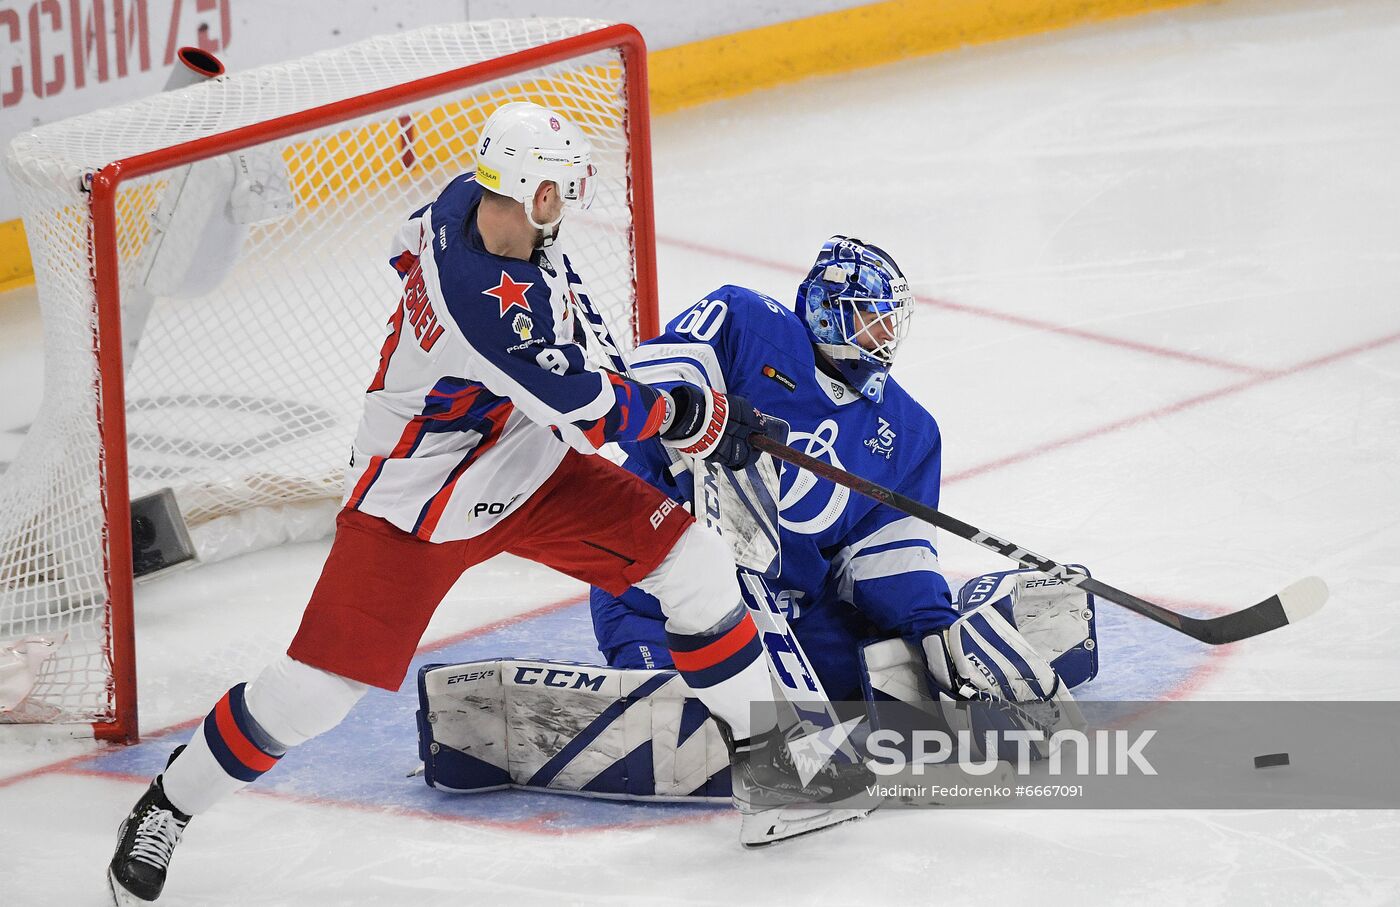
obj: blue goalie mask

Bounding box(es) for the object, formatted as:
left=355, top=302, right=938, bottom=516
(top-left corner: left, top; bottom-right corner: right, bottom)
left=796, top=235, right=914, bottom=403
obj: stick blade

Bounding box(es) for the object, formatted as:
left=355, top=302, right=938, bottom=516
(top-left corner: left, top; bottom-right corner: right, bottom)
left=1191, top=575, right=1330, bottom=644
left=1277, top=575, right=1329, bottom=624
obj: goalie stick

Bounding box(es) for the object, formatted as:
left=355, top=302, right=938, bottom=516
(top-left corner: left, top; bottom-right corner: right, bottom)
left=748, top=434, right=1327, bottom=645
left=566, top=286, right=850, bottom=734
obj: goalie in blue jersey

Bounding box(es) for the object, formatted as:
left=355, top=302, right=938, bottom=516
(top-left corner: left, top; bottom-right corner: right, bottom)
left=591, top=236, right=1094, bottom=705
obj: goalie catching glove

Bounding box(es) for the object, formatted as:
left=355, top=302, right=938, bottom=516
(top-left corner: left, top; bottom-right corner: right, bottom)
left=660, top=384, right=766, bottom=470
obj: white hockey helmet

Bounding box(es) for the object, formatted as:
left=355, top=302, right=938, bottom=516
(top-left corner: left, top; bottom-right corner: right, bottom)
left=473, top=101, right=596, bottom=231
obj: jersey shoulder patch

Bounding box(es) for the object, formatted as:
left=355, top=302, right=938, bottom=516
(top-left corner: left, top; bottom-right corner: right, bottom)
left=874, top=377, right=941, bottom=455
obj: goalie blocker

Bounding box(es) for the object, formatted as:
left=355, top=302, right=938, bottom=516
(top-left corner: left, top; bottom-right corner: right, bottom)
left=417, top=567, right=1097, bottom=800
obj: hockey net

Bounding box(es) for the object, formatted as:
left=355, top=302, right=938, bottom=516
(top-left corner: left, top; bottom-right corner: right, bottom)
left=0, top=19, right=656, bottom=740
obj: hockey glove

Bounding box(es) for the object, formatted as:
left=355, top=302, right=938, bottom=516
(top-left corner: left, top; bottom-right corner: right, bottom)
left=924, top=604, right=1084, bottom=756
left=660, top=384, right=765, bottom=470
left=923, top=604, right=1066, bottom=703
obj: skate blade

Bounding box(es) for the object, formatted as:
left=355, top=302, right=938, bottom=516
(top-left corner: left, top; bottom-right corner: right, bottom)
left=108, top=868, right=150, bottom=906
left=740, top=805, right=869, bottom=848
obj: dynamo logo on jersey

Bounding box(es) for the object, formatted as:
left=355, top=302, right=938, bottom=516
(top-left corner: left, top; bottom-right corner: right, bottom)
left=779, top=419, right=850, bottom=535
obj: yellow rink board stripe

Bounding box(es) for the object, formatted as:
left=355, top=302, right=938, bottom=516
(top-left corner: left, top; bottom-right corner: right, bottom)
left=0, top=0, right=1209, bottom=291
left=649, top=0, right=1210, bottom=114
left=0, top=221, right=30, bottom=292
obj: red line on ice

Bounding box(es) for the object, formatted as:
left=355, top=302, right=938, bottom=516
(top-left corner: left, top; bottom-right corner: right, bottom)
left=944, top=327, right=1400, bottom=484
left=656, top=233, right=1270, bottom=376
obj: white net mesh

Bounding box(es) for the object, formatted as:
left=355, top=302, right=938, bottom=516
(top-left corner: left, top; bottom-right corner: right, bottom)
left=0, top=18, right=648, bottom=728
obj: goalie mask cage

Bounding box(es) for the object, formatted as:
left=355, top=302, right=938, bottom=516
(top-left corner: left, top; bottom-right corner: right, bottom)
left=0, top=20, right=657, bottom=743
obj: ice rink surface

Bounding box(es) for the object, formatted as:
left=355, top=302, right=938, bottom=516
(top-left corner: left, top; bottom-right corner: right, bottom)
left=4, top=0, right=1400, bottom=902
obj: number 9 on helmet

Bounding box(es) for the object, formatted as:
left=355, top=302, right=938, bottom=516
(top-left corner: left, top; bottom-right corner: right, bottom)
left=796, top=235, right=914, bottom=403
left=473, top=101, right=597, bottom=232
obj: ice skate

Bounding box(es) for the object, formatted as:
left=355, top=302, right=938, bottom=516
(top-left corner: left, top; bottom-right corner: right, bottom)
left=730, top=725, right=874, bottom=848
left=107, top=749, right=191, bottom=905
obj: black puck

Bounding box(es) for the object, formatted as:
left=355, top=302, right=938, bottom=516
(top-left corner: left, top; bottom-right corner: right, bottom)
left=1253, top=752, right=1290, bottom=769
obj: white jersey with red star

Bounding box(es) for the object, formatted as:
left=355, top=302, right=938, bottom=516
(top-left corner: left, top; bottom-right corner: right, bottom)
left=342, top=174, right=667, bottom=542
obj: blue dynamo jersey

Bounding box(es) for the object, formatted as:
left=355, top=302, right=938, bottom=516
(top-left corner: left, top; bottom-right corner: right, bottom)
left=591, top=287, right=956, bottom=695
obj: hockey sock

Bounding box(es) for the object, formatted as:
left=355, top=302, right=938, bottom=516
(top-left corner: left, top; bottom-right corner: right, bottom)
left=162, top=682, right=285, bottom=815
left=667, top=605, right=777, bottom=741
left=162, top=655, right=367, bottom=815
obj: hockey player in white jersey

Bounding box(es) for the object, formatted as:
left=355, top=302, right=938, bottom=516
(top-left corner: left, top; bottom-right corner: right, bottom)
left=105, top=103, right=856, bottom=905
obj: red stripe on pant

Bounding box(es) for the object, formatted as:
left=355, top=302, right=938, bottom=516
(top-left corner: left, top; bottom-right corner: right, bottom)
left=213, top=692, right=279, bottom=774
left=670, top=616, right=759, bottom=673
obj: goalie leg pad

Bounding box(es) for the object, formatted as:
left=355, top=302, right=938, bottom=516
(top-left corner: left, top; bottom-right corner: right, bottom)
left=418, top=659, right=731, bottom=801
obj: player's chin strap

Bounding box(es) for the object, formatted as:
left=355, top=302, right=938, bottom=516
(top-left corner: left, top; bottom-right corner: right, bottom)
left=525, top=200, right=562, bottom=248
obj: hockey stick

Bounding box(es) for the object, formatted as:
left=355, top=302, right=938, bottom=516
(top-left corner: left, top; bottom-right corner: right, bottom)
left=749, top=434, right=1327, bottom=645
left=566, top=282, right=852, bottom=738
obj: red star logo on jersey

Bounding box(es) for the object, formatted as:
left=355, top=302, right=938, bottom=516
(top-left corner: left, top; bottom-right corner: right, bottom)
left=484, top=271, right=534, bottom=317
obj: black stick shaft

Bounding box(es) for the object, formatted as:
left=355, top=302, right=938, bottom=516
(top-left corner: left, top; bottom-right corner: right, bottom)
left=751, top=433, right=1210, bottom=639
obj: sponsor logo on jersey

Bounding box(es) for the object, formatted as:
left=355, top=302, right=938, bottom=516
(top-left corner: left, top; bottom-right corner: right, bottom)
left=762, top=364, right=797, bottom=392
left=865, top=417, right=896, bottom=459
left=506, top=338, right=544, bottom=353
left=484, top=271, right=534, bottom=317
left=511, top=666, right=607, bottom=691
left=512, top=311, right=533, bottom=341
left=470, top=494, right=522, bottom=520
left=438, top=224, right=448, bottom=250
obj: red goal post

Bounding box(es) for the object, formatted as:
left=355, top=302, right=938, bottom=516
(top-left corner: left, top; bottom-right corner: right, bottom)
left=1, top=20, right=658, bottom=743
